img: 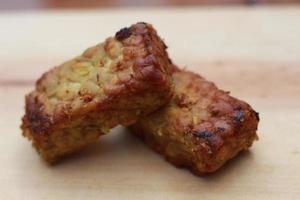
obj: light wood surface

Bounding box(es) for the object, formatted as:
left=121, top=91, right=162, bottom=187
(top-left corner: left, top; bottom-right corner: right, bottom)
left=1, top=7, right=300, bottom=200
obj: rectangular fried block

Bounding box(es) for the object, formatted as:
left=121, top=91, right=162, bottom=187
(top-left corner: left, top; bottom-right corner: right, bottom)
left=130, top=66, right=259, bottom=174
left=21, top=22, right=173, bottom=163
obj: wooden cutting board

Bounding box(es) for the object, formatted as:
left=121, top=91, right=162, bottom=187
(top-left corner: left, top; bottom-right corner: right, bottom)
left=1, top=7, right=299, bottom=200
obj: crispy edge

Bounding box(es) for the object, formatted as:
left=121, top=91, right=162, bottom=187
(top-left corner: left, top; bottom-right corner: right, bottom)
left=130, top=69, right=259, bottom=174
left=24, top=22, right=173, bottom=136
left=21, top=22, right=174, bottom=162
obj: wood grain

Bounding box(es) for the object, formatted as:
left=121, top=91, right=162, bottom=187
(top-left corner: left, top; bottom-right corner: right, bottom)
left=0, top=7, right=299, bottom=200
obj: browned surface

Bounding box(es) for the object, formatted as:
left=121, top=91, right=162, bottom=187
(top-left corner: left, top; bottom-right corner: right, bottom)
left=21, top=22, right=173, bottom=162
left=130, top=67, right=259, bottom=174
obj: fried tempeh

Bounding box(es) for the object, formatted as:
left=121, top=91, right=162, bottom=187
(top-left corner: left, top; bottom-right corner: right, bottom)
left=130, top=66, right=259, bottom=174
left=21, top=22, right=173, bottom=163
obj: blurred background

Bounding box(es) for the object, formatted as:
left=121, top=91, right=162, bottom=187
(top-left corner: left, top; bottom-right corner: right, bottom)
left=1, top=0, right=300, bottom=10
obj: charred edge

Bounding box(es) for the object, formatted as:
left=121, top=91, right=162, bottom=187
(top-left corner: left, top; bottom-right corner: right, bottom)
left=254, top=111, right=260, bottom=121
left=234, top=111, right=244, bottom=122
left=139, top=24, right=166, bottom=62
left=162, top=41, right=168, bottom=49
left=115, top=27, right=132, bottom=41
left=217, top=127, right=225, bottom=132
left=194, top=130, right=214, bottom=138
left=25, top=95, right=52, bottom=135
left=210, top=109, right=220, bottom=117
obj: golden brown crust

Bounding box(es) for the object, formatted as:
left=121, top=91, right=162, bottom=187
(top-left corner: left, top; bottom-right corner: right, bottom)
left=21, top=22, right=173, bottom=163
left=130, top=67, right=259, bottom=174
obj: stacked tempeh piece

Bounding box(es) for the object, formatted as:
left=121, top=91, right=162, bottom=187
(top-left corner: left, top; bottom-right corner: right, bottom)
left=21, top=22, right=259, bottom=174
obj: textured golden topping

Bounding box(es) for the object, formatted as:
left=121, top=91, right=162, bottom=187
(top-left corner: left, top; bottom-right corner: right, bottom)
left=23, top=22, right=173, bottom=140
left=37, top=37, right=124, bottom=109
left=34, top=22, right=172, bottom=112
